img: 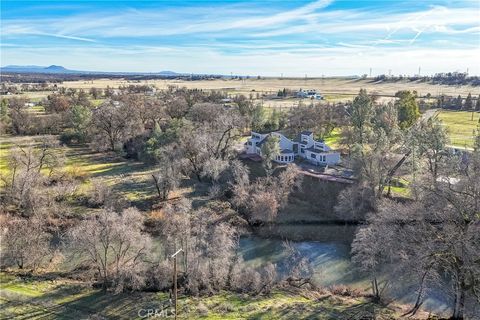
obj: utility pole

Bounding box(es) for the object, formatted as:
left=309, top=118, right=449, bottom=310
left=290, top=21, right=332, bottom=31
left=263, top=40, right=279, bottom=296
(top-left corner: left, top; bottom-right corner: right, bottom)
left=369, top=67, right=372, bottom=78
left=171, top=249, right=183, bottom=320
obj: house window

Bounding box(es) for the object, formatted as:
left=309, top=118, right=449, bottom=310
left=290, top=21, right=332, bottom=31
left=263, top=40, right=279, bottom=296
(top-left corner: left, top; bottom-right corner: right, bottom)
left=311, top=153, right=316, bottom=159
left=323, top=156, right=326, bottom=162
left=301, top=148, right=304, bottom=153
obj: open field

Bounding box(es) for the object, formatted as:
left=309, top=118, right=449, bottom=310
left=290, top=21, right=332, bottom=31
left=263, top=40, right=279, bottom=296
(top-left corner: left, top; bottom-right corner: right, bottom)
left=0, top=134, right=159, bottom=210
left=0, top=272, right=431, bottom=319
left=438, top=110, right=480, bottom=149
left=3, top=78, right=478, bottom=107
left=59, top=78, right=479, bottom=97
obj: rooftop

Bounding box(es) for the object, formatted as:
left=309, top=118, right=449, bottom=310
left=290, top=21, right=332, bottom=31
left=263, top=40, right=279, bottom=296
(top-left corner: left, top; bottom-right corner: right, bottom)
left=306, top=147, right=326, bottom=154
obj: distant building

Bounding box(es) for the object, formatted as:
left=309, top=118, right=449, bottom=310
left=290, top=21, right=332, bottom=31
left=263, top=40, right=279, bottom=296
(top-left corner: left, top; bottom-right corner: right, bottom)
left=296, top=89, right=323, bottom=100
left=245, top=131, right=340, bottom=165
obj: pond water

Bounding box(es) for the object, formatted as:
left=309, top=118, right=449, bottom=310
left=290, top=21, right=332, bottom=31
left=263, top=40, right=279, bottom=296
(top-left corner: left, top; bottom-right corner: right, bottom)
left=238, top=224, right=453, bottom=315
left=239, top=224, right=360, bottom=287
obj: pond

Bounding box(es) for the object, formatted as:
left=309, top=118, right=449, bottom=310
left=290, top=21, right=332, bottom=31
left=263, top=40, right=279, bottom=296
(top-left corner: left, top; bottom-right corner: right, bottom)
left=238, top=224, right=453, bottom=315
left=239, top=224, right=360, bottom=287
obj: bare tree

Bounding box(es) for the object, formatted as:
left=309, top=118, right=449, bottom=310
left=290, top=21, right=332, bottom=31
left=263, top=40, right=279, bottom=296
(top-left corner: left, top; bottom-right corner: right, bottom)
left=65, top=207, right=152, bottom=292
left=233, top=164, right=301, bottom=223
left=152, top=159, right=181, bottom=201
left=409, top=117, right=449, bottom=185
left=0, top=136, right=65, bottom=216
left=1, top=217, right=51, bottom=270
left=8, top=97, right=32, bottom=135
left=156, top=199, right=240, bottom=295
left=91, top=100, right=142, bottom=151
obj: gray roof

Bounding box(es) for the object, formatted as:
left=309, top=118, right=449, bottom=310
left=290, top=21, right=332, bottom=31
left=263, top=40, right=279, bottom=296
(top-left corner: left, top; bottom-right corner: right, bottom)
left=256, top=136, right=269, bottom=147
left=280, top=149, right=294, bottom=154
left=301, top=131, right=313, bottom=136
left=305, top=147, right=325, bottom=154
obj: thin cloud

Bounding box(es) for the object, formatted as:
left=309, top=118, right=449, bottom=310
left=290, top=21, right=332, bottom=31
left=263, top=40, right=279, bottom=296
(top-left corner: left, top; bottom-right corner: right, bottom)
left=37, top=32, right=97, bottom=43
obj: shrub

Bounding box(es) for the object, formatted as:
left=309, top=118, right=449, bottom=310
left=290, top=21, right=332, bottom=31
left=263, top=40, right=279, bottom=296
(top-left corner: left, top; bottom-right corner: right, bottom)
left=329, top=284, right=361, bottom=297
left=196, top=303, right=209, bottom=317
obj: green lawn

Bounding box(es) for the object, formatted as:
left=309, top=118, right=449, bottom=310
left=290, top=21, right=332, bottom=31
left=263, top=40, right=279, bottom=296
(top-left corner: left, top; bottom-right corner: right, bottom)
left=438, top=110, right=479, bottom=149
left=323, top=128, right=342, bottom=149
left=29, top=105, right=46, bottom=114
left=0, top=272, right=403, bottom=320
left=91, top=99, right=105, bottom=106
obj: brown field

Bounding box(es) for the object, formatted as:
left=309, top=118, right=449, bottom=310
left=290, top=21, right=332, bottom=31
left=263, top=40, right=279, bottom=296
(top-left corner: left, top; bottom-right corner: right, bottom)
left=5, top=77, right=477, bottom=109
left=5, top=78, right=480, bottom=110
left=59, top=77, right=478, bottom=97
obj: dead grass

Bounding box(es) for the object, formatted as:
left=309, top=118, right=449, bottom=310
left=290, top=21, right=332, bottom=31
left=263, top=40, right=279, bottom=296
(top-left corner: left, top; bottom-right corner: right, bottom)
left=52, top=78, right=476, bottom=97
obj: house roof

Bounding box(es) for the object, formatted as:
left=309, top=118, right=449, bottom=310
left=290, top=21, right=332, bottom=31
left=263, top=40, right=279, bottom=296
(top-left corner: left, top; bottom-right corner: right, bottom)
left=280, top=149, right=294, bottom=154
left=256, top=136, right=269, bottom=147
left=305, top=147, right=325, bottom=154
left=301, top=131, right=313, bottom=136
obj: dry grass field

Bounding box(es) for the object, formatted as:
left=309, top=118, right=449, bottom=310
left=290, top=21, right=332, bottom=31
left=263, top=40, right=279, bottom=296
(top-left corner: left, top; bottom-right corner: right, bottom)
left=60, top=77, right=478, bottom=97
left=7, top=77, right=476, bottom=110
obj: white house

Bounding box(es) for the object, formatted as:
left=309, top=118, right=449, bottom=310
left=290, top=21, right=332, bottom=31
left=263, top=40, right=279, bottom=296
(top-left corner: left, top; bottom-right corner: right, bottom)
left=296, top=89, right=323, bottom=100
left=245, top=130, right=340, bottom=165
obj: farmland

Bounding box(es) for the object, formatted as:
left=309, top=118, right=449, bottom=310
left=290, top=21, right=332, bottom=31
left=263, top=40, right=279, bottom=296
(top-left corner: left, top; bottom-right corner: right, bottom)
left=59, top=77, right=477, bottom=97
left=5, top=77, right=479, bottom=107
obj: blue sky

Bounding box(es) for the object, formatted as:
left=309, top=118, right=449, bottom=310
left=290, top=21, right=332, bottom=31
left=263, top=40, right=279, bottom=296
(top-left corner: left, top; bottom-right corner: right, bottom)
left=1, top=0, right=479, bottom=76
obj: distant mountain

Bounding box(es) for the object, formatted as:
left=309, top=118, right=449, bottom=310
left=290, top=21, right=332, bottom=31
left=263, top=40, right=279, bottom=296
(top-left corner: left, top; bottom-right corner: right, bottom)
left=157, top=70, right=180, bottom=76
left=2, top=65, right=46, bottom=70
left=0, top=65, right=186, bottom=76
left=1, top=65, right=78, bottom=74
left=44, top=65, right=68, bottom=72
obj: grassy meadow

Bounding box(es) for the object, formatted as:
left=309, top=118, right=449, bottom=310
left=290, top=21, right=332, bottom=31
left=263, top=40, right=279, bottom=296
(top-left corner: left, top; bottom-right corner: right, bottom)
left=1, top=272, right=430, bottom=320
left=437, top=110, right=480, bottom=149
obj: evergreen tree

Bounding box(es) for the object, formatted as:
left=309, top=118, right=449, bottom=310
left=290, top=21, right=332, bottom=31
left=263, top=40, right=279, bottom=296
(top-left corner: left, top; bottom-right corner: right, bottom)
left=260, top=135, right=280, bottom=176
left=70, top=104, right=92, bottom=143
left=455, top=95, right=463, bottom=110
left=395, top=90, right=420, bottom=129
left=464, top=93, right=473, bottom=110
left=349, top=89, right=374, bottom=144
